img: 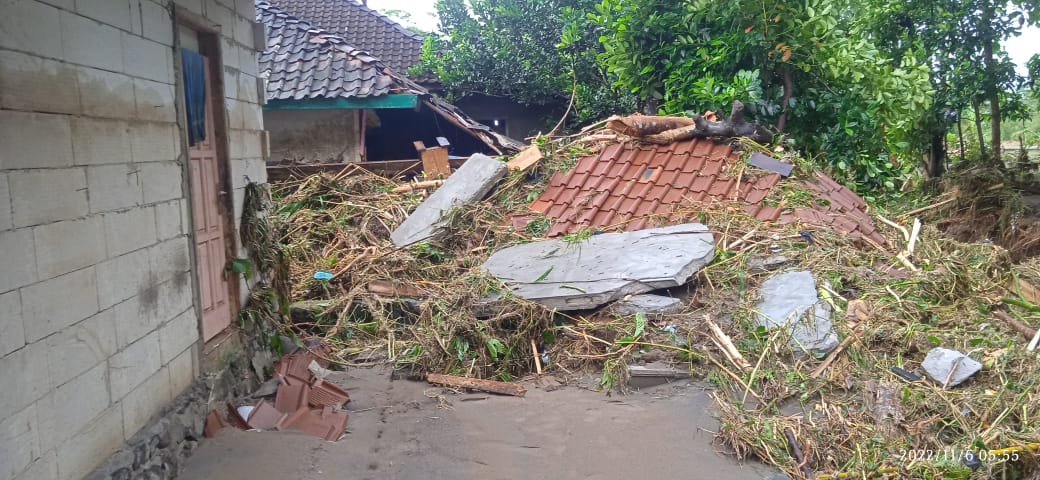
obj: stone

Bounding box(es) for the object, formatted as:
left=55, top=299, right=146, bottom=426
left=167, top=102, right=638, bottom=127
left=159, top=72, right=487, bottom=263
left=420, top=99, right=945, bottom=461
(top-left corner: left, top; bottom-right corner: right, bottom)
left=482, top=224, right=715, bottom=311
left=746, top=254, right=791, bottom=274
left=921, top=348, right=982, bottom=387
left=611, top=294, right=683, bottom=318
left=627, top=362, right=691, bottom=389
left=390, top=153, right=507, bottom=246
left=755, top=270, right=839, bottom=356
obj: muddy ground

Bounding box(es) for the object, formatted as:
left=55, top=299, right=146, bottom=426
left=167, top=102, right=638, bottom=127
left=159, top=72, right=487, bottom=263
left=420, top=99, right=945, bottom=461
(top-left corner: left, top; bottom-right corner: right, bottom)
left=180, top=366, right=788, bottom=480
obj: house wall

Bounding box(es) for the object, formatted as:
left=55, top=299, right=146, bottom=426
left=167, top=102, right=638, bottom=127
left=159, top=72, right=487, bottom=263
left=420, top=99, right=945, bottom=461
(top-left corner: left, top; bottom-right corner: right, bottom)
left=0, top=0, right=266, bottom=479
left=453, top=93, right=558, bottom=140
left=264, top=109, right=361, bottom=163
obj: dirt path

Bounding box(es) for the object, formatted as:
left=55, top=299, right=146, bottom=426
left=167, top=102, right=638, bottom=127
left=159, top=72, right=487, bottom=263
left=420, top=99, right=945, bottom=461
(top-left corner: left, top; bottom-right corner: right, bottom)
left=180, top=366, right=788, bottom=480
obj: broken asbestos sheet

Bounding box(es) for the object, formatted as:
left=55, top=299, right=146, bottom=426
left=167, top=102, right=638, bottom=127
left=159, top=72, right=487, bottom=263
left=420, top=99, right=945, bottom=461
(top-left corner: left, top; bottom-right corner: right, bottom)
left=482, top=224, right=714, bottom=310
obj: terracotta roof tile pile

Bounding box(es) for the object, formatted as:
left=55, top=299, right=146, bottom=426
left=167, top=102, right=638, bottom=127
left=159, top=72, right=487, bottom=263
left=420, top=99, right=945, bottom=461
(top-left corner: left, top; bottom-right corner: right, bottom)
left=527, top=138, right=884, bottom=245
left=265, top=0, right=428, bottom=80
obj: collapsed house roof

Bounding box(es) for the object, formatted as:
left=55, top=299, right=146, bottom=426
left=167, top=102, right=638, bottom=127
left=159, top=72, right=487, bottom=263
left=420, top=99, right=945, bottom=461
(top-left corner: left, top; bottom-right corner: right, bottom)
left=256, top=1, right=521, bottom=153
left=527, top=138, right=884, bottom=245
left=263, top=0, right=426, bottom=80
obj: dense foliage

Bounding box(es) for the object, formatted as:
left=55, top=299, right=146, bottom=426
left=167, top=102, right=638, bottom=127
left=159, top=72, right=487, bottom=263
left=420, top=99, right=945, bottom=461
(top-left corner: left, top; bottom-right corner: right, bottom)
left=593, top=0, right=933, bottom=190
left=412, top=0, right=636, bottom=124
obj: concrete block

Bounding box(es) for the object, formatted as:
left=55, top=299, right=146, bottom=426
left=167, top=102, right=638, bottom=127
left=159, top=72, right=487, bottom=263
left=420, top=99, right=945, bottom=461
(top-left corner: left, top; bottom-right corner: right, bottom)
left=0, top=340, right=49, bottom=418
left=0, top=0, right=63, bottom=59
left=231, top=157, right=266, bottom=188
left=171, top=0, right=203, bottom=17
left=9, top=168, right=88, bottom=228
left=120, top=366, right=171, bottom=439
left=159, top=309, right=198, bottom=366
left=234, top=17, right=254, bottom=49
left=22, top=267, right=100, bottom=342
left=392, top=154, right=508, bottom=246
left=242, top=102, right=263, bottom=130
left=103, top=207, right=158, bottom=257
left=0, top=404, right=40, bottom=480
left=87, top=164, right=142, bottom=212
left=133, top=78, right=177, bottom=122
left=237, top=44, right=258, bottom=76
left=0, top=50, right=81, bottom=114
left=756, top=271, right=839, bottom=356
left=220, top=37, right=240, bottom=70
left=0, top=290, right=24, bottom=357
left=13, top=451, right=58, bottom=480
left=236, top=72, right=259, bottom=103
left=149, top=236, right=191, bottom=284
left=33, top=217, right=106, bottom=280
left=483, top=223, right=715, bottom=310
left=155, top=273, right=193, bottom=326
left=138, top=161, right=184, bottom=204
left=55, top=406, right=123, bottom=480
left=111, top=294, right=160, bottom=350
left=129, top=121, right=179, bottom=163
left=61, top=11, right=124, bottom=71
left=167, top=343, right=196, bottom=395
left=0, top=229, right=36, bottom=293
left=0, top=110, right=74, bottom=170
left=128, top=0, right=142, bottom=34
left=76, top=67, right=137, bottom=119
left=122, top=33, right=174, bottom=84
left=72, top=117, right=133, bottom=166
left=223, top=69, right=239, bottom=100
left=76, top=0, right=133, bottom=32
left=109, top=330, right=162, bottom=400
left=96, top=248, right=151, bottom=311
left=141, top=0, right=174, bottom=46
left=225, top=98, right=244, bottom=129
left=37, top=362, right=110, bottom=451
left=154, top=200, right=183, bottom=240
left=235, top=0, right=255, bottom=19
left=208, top=1, right=236, bottom=38
left=611, top=294, right=684, bottom=319
left=44, top=309, right=117, bottom=388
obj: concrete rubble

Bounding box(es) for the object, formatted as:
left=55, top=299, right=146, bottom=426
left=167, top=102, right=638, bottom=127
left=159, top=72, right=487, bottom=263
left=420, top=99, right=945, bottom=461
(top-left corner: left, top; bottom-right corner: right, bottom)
left=921, top=347, right=982, bottom=387
left=482, top=223, right=715, bottom=310
left=391, top=153, right=508, bottom=246
left=611, top=294, right=684, bottom=318
left=627, top=362, right=692, bottom=389
left=755, top=270, right=839, bottom=356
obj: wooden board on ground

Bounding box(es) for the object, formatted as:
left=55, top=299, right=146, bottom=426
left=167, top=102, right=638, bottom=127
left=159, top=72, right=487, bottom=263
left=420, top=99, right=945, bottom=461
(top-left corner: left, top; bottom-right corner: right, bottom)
left=506, top=145, right=543, bottom=172
left=427, top=373, right=526, bottom=397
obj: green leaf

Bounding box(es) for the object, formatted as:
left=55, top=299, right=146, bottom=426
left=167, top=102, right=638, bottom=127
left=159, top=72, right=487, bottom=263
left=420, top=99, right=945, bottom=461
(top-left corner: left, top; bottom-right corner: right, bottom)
left=533, top=266, right=553, bottom=283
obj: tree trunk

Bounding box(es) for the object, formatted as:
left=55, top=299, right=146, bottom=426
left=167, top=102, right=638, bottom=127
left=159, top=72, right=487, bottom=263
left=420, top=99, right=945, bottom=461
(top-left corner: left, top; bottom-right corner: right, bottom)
left=981, top=0, right=1001, bottom=162
left=925, top=132, right=946, bottom=178
left=607, top=100, right=772, bottom=144
left=776, top=69, right=793, bottom=133
left=957, top=110, right=965, bottom=163
left=972, top=96, right=987, bottom=159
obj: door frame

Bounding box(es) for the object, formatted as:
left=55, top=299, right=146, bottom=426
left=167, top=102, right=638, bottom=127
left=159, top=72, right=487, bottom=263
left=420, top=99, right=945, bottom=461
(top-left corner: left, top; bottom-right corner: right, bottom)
left=173, top=6, right=242, bottom=345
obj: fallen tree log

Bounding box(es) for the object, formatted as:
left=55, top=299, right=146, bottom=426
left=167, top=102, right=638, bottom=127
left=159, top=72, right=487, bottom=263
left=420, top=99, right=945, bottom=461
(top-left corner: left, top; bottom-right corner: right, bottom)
left=427, top=373, right=526, bottom=397
left=607, top=100, right=772, bottom=145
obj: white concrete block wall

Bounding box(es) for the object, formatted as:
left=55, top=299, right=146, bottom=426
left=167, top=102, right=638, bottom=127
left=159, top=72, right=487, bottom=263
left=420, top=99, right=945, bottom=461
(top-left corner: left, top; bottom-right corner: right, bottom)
left=0, top=0, right=267, bottom=479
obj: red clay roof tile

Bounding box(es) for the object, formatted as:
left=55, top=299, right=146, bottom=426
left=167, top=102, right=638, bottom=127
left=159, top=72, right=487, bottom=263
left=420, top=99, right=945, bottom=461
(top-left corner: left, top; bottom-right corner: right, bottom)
left=701, top=159, right=724, bottom=176
left=681, top=155, right=706, bottom=173
left=690, top=175, right=713, bottom=192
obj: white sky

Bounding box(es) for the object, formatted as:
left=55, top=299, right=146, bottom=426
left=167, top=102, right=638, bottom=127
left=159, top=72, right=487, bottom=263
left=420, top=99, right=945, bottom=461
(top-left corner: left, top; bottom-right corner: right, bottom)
left=367, top=0, right=1038, bottom=75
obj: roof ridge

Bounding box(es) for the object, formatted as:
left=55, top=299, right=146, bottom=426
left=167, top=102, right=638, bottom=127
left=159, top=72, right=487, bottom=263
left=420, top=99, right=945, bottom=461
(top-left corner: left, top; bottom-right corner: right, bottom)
left=257, top=1, right=383, bottom=63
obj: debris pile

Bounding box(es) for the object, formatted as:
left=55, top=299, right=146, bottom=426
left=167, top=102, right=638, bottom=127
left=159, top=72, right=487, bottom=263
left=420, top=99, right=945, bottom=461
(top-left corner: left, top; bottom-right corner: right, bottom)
left=257, top=113, right=1040, bottom=479
left=207, top=347, right=350, bottom=441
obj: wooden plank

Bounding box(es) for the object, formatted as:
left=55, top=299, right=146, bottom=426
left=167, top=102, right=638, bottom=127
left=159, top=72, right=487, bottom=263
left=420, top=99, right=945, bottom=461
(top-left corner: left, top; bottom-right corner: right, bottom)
left=264, top=94, right=419, bottom=110
left=427, top=373, right=526, bottom=397
left=266, top=157, right=469, bottom=182
left=1012, top=277, right=1040, bottom=305
left=505, top=144, right=542, bottom=172
left=420, top=147, right=451, bottom=179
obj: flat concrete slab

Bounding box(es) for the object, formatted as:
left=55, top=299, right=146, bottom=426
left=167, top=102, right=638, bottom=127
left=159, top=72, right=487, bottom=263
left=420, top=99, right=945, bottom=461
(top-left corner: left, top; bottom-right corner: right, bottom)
left=611, top=294, right=683, bottom=318
left=482, top=224, right=715, bottom=310
left=755, top=270, right=839, bottom=356
left=391, top=153, right=507, bottom=247
left=921, top=347, right=981, bottom=387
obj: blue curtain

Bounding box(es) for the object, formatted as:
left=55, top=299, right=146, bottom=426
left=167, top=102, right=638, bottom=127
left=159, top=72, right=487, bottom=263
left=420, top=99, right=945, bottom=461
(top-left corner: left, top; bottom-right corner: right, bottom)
left=181, top=48, right=206, bottom=146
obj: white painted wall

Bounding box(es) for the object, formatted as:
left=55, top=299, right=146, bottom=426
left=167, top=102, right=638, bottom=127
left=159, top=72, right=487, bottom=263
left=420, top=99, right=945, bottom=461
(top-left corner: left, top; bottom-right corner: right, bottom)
left=0, top=0, right=267, bottom=478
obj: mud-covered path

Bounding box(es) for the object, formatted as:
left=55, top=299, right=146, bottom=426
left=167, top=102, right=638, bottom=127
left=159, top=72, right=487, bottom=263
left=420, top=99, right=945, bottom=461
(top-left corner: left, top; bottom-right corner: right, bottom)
left=180, top=366, right=787, bottom=480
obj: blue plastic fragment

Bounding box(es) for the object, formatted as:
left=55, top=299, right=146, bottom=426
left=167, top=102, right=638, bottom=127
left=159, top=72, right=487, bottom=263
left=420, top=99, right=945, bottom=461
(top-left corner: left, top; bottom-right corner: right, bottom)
left=313, top=271, right=334, bottom=280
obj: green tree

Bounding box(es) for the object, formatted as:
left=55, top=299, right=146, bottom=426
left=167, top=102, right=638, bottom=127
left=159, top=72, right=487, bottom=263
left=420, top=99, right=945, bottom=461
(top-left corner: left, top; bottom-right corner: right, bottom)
left=593, top=0, right=933, bottom=191
left=413, top=0, right=636, bottom=126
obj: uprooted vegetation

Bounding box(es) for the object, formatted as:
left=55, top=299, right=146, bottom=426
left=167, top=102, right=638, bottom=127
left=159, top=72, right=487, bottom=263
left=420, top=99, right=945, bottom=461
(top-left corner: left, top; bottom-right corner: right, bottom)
left=245, top=128, right=1040, bottom=479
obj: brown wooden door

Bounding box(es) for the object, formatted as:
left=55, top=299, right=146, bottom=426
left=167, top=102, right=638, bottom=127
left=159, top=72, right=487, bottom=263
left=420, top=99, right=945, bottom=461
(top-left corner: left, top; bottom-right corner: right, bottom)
left=189, top=59, right=233, bottom=341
